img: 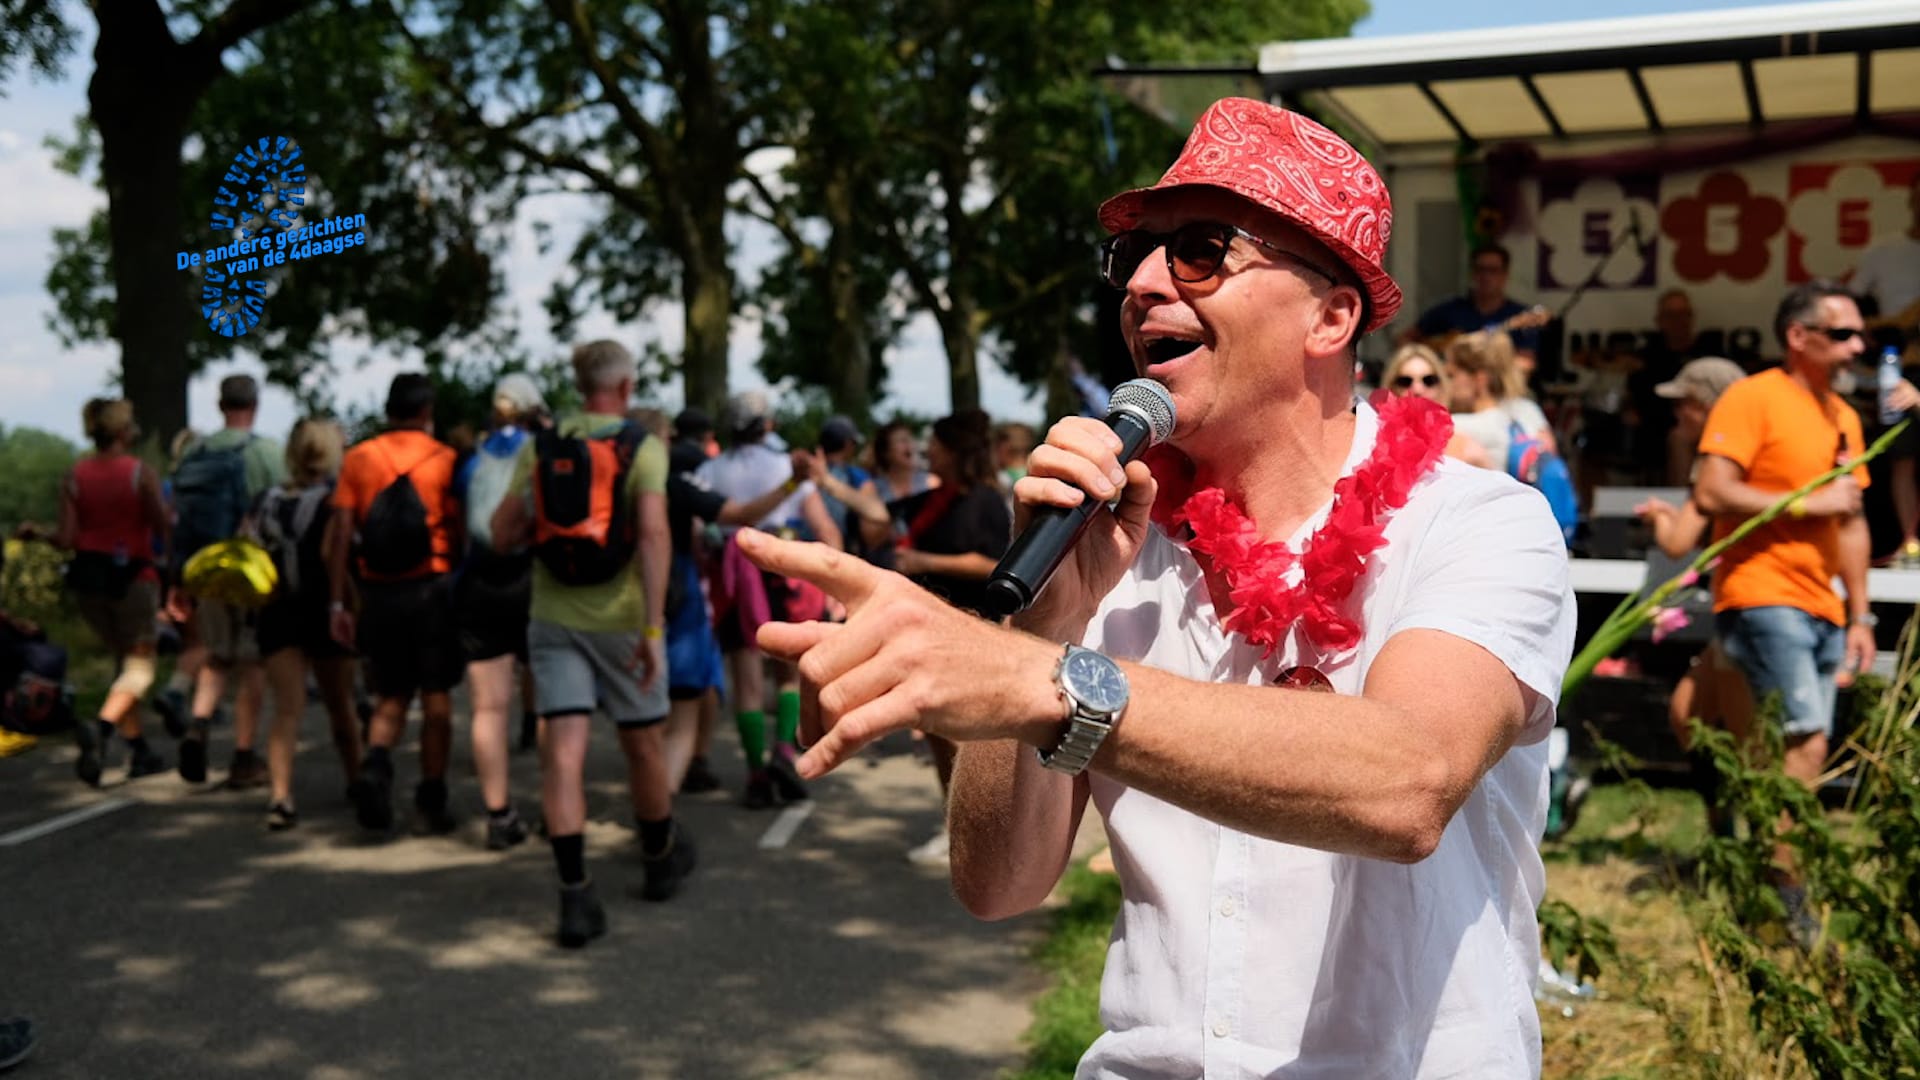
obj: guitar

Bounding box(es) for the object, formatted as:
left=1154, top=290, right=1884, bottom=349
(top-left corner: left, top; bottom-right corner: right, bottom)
left=1422, top=305, right=1554, bottom=353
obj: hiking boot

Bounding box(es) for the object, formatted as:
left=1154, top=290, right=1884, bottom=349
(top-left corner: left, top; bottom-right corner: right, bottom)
left=639, top=826, right=698, bottom=902
left=222, top=750, right=267, bottom=791
left=153, top=688, right=188, bottom=739
left=678, top=755, right=721, bottom=794
left=413, top=780, right=457, bottom=835
left=126, top=744, right=168, bottom=779
left=73, top=721, right=104, bottom=788
left=178, top=719, right=209, bottom=784
left=348, top=758, right=394, bottom=832
left=486, top=809, right=530, bottom=851
left=742, top=771, right=776, bottom=810
left=556, top=880, right=607, bottom=948
left=266, top=802, right=299, bottom=832
left=0, top=1016, right=38, bottom=1071
left=766, top=748, right=810, bottom=804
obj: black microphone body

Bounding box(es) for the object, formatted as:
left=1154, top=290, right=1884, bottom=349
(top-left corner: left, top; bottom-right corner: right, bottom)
left=981, top=380, right=1175, bottom=621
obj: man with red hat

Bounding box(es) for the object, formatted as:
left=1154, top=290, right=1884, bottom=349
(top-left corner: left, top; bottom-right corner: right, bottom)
left=734, top=98, right=1574, bottom=1077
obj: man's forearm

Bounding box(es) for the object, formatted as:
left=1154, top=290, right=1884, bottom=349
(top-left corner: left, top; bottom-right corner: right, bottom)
left=639, top=523, right=670, bottom=628
left=1840, top=514, right=1871, bottom=620
left=326, top=509, right=353, bottom=604
left=949, top=739, right=1087, bottom=920
left=1694, top=475, right=1790, bottom=518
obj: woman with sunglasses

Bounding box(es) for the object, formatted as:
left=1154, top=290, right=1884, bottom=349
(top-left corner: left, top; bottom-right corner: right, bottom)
left=1383, top=345, right=1491, bottom=468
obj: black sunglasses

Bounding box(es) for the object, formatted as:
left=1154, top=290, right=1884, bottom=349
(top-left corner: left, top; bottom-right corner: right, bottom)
left=1100, top=221, right=1343, bottom=291
left=1799, top=324, right=1864, bottom=343
left=1393, top=373, right=1441, bottom=390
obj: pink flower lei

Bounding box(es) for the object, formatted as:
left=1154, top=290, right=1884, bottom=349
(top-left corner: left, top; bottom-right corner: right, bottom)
left=1142, top=390, right=1453, bottom=658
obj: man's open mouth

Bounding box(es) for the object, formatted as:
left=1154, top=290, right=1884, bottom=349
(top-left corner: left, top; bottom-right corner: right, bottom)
left=1144, top=338, right=1203, bottom=365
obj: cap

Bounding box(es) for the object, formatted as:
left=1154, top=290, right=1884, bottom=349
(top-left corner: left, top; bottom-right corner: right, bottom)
left=672, top=407, right=713, bottom=441
left=492, top=373, right=545, bottom=417
left=1654, top=357, right=1746, bottom=406
left=1096, top=97, right=1401, bottom=331
left=722, top=389, right=774, bottom=435
left=819, top=415, right=860, bottom=454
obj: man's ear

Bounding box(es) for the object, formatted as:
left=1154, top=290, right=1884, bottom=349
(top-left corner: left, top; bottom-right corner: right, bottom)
left=1306, top=285, right=1366, bottom=361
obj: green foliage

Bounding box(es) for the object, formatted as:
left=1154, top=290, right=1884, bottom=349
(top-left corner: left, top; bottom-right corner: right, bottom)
left=1539, top=896, right=1620, bottom=986
left=1010, top=863, right=1123, bottom=1080
left=2, top=539, right=69, bottom=626
left=0, top=425, right=79, bottom=533
left=0, top=1, right=76, bottom=87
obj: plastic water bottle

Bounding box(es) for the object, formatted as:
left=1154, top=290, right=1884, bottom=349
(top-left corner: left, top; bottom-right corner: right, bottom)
left=1879, top=346, right=1904, bottom=426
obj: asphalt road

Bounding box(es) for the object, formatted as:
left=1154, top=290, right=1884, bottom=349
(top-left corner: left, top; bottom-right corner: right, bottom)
left=0, top=713, right=1065, bottom=1079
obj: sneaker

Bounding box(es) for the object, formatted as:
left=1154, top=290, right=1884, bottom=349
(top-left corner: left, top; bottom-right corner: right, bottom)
left=0, top=1016, right=37, bottom=1071
left=266, top=802, right=299, bottom=831
left=178, top=720, right=209, bottom=784
left=348, top=758, right=393, bottom=832
left=153, top=688, right=188, bottom=738
left=556, top=880, right=607, bottom=948
left=907, top=828, right=951, bottom=866
left=486, top=809, right=530, bottom=851
left=766, top=748, right=810, bottom=804
left=222, top=751, right=267, bottom=791
left=73, top=722, right=103, bottom=787
left=639, top=826, right=698, bottom=902
left=742, top=771, right=776, bottom=810
left=413, top=781, right=457, bottom=835
left=679, top=755, right=721, bottom=794
left=127, top=744, right=168, bottom=779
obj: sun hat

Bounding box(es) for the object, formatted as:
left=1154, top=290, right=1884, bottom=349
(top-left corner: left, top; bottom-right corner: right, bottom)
left=1097, top=97, right=1402, bottom=331
left=1654, top=357, right=1747, bottom=406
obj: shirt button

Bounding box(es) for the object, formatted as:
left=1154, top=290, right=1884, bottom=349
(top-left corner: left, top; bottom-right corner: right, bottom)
left=1212, top=1020, right=1231, bottom=1038
left=1219, top=897, right=1236, bottom=918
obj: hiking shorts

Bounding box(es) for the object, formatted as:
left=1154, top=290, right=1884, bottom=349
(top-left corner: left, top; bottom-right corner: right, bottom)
left=528, top=619, right=668, bottom=727
left=1715, top=605, right=1847, bottom=739
left=195, top=600, right=261, bottom=668
left=455, top=559, right=532, bottom=664
left=358, top=575, right=462, bottom=699
left=75, top=578, right=160, bottom=656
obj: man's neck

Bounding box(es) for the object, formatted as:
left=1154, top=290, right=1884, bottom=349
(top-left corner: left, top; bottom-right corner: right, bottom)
left=581, top=392, right=625, bottom=415
left=1787, top=356, right=1832, bottom=398
left=1185, top=393, right=1359, bottom=542
left=388, top=419, right=429, bottom=433
left=1472, top=292, right=1505, bottom=316
left=221, top=415, right=252, bottom=433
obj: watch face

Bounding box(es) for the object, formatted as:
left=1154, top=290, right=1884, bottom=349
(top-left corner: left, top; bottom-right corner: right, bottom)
left=1065, top=649, right=1129, bottom=715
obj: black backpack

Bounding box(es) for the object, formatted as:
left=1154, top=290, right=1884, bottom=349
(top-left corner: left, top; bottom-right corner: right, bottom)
left=171, top=435, right=254, bottom=569
left=358, top=439, right=436, bottom=577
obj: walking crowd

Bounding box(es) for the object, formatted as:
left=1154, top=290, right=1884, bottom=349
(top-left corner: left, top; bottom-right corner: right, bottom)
left=8, top=345, right=1035, bottom=951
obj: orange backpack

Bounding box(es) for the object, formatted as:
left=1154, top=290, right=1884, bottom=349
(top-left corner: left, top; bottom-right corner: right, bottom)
left=532, top=421, right=648, bottom=586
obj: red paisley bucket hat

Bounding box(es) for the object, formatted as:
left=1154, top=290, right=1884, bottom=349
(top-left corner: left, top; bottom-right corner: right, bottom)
left=1098, top=97, right=1403, bottom=331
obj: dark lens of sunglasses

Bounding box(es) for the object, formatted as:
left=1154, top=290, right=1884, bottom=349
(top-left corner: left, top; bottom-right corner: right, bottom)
left=1823, top=327, right=1862, bottom=343
left=1168, top=225, right=1231, bottom=282
left=1103, top=233, right=1152, bottom=286
left=1393, top=374, right=1440, bottom=389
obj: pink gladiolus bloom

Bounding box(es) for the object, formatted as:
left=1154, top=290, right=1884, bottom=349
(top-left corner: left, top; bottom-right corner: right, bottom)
left=1651, top=606, right=1690, bottom=643
left=1594, top=657, right=1630, bottom=678
left=1677, top=569, right=1699, bottom=588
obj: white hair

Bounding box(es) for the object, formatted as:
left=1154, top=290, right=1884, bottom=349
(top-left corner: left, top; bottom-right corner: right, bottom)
left=570, top=340, right=635, bottom=393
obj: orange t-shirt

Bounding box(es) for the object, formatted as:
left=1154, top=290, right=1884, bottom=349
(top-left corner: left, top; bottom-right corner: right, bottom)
left=1697, top=367, right=1867, bottom=625
left=332, top=429, right=459, bottom=579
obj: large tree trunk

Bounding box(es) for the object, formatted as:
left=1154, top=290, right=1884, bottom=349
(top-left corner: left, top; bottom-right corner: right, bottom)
left=680, top=234, right=733, bottom=423
left=821, top=163, right=870, bottom=418
left=940, top=301, right=979, bottom=415
left=90, top=4, right=201, bottom=447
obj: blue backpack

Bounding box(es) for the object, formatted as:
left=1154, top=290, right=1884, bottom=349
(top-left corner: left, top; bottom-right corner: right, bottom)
left=1506, top=421, right=1578, bottom=545
left=172, top=436, right=255, bottom=569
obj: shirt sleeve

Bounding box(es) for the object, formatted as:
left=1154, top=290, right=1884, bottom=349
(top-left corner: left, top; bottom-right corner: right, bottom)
left=331, top=449, right=364, bottom=515
left=1696, top=380, right=1764, bottom=472
left=250, top=438, right=288, bottom=497
left=632, top=434, right=668, bottom=497
left=669, top=472, right=727, bottom=523
left=1384, top=478, right=1576, bottom=742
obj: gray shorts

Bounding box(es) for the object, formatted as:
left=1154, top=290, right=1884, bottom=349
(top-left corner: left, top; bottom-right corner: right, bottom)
left=528, top=619, right=668, bottom=727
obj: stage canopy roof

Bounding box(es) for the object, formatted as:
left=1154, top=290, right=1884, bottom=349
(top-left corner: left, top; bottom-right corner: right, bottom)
left=1259, top=1, right=1920, bottom=150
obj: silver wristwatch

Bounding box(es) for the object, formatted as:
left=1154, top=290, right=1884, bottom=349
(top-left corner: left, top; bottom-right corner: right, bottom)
left=1037, top=645, right=1130, bottom=776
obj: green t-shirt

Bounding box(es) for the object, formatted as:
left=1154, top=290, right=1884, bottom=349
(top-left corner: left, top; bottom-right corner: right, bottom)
left=194, top=427, right=287, bottom=499
left=512, top=413, right=667, bottom=632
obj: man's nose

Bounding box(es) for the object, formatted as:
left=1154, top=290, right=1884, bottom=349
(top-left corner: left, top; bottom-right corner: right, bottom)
left=1127, top=243, right=1179, bottom=307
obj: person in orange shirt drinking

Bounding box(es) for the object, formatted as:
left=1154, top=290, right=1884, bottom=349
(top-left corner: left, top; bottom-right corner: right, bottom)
left=1693, top=280, right=1876, bottom=946
left=325, top=373, right=465, bottom=836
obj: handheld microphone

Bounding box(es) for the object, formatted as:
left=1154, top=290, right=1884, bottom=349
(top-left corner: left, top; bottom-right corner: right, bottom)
left=981, top=379, right=1176, bottom=621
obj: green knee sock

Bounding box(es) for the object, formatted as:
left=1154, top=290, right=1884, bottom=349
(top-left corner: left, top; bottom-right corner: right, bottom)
left=775, top=690, right=801, bottom=749
left=735, top=710, right=767, bottom=769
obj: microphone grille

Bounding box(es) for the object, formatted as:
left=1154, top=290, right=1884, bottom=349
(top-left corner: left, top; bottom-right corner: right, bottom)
left=1109, top=379, right=1176, bottom=445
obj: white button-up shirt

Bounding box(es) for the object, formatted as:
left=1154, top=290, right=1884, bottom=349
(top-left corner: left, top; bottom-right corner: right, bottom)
left=1077, top=400, right=1575, bottom=1079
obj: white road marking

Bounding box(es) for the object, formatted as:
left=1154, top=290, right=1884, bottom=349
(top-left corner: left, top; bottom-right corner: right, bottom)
left=0, top=797, right=137, bottom=847
left=757, top=802, right=816, bottom=850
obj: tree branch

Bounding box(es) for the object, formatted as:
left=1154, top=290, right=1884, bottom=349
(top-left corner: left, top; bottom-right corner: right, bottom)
left=542, top=0, right=675, bottom=193
left=740, top=171, right=808, bottom=256
left=193, top=0, right=317, bottom=59
left=882, top=216, right=948, bottom=323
